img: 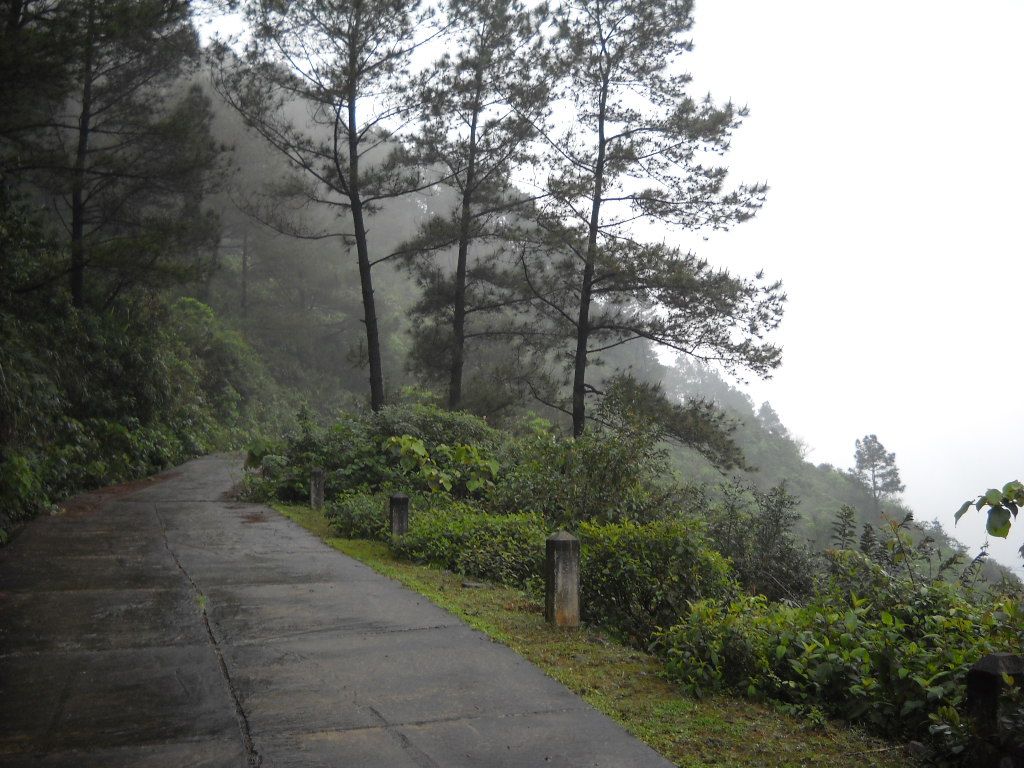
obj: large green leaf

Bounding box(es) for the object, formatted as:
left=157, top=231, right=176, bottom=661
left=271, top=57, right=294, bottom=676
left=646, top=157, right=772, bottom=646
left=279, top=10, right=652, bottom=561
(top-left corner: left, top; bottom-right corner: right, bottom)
left=954, top=500, right=972, bottom=524
left=984, top=488, right=1004, bottom=507
left=987, top=506, right=1012, bottom=538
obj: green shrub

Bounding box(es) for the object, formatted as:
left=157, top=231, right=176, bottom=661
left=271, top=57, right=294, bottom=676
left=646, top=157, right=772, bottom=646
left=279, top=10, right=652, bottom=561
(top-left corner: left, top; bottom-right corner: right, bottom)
left=240, top=454, right=289, bottom=502
left=0, top=453, right=44, bottom=531
left=368, top=403, right=500, bottom=451
left=656, top=549, right=1024, bottom=758
left=657, top=595, right=781, bottom=696
left=326, top=491, right=392, bottom=541
left=252, top=405, right=502, bottom=503
left=489, top=421, right=674, bottom=526
left=393, top=502, right=548, bottom=587
left=384, top=435, right=499, bottom=496
left=0, top=197, right=276, bottom=533
left=579, top=519, right=737, bottom=646
left=703, top=483, right=817, bottom=602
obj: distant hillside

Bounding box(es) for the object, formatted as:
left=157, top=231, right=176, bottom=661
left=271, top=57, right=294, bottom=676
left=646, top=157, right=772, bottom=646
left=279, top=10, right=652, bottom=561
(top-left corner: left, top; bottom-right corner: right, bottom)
left=647, top=354, right=1016, bottom=585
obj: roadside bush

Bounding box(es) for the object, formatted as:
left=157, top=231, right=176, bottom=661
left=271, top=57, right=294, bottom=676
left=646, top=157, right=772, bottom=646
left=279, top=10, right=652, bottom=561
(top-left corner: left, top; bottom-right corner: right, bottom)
left=393, top=502, right=548, bottom=587
left=579, top=519, right=737, bottom=646
left=0, top=201, right=273, bottom=541
left=657, top=595, right=781, bottom=696
left=489, top=420, right=673, bottom=526
left=657, top=549, right=1024, bottom=758
left=368, top=403, right=500, bottom=450
left=248, top=405, right=502, bottom=503
left=703, top=482, right=817, bottom=602
left=326, top=491, right=392, bottom=541
left=240, top=454, right=289, bottom=502
left=384, top=435, right=499, bottom=496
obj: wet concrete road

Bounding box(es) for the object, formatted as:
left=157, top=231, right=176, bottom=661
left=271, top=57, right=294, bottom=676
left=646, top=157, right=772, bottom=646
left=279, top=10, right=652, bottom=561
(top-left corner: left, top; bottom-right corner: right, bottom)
left=0, top=455, right=675, bottom=767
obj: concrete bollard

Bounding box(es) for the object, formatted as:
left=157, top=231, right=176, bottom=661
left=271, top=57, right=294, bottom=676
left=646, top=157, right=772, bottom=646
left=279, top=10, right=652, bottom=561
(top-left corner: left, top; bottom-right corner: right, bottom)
left=310, top=468, right=326, bottom=510
left=545, top=531, right=580, bottom=628
left=390, top=493, right=410, bottom=537
left=966, top=653, right=1024, bottom=766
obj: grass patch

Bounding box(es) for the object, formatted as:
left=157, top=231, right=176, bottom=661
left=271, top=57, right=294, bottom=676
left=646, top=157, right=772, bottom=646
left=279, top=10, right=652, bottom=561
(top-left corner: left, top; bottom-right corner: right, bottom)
left=274, top=503, right=909, bottom=768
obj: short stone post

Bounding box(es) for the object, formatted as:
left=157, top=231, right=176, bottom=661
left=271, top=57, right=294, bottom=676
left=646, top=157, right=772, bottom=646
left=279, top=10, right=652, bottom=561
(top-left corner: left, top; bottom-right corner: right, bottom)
left=310, top=468, right=325, bottom=510
left=390, top=493, right=410, bottom=537
left=966, top=653, right=1024, bottom=766
left=545, top=531, right=580, bottom=628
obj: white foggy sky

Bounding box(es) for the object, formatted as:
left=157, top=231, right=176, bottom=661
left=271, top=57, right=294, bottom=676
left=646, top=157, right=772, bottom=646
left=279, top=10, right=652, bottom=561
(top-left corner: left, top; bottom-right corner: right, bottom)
left=203, top=2, right=1024, bottom=566
left=676, top=0, right=1024, bottom=567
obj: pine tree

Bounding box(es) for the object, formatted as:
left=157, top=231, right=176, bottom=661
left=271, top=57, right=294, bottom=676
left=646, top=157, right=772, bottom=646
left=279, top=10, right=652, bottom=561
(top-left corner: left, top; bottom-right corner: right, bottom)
left=1, top=0, right=75, bottom=161
left=530, top=0, right=782, bottom=436
left=859, top=522, right=879, bottom=560
left=831, top=504, right=857, bottom=550
left=853, top=434, right=905, bottom=512
left=215, top=0, right=435, bottom=410
left=405, top=0, right=549, bottom=409
left=3, top=0, right=220, bottom=307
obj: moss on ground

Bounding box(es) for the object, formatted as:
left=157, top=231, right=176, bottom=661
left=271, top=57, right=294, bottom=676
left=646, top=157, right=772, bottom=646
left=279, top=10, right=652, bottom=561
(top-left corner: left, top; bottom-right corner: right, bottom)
left=275, top=503, right=909, bottom=768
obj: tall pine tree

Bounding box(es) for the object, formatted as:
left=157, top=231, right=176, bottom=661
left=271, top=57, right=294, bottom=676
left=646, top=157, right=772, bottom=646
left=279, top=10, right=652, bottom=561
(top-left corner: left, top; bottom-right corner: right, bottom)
left=853, top=434, right=905, bottom=512
left=5, top=0, right=221, bottom=307
left=405, top=0, right=548, bottom=409
left=533, top=0, right=782, bottom=436
left=216, top=0, right=436, bottom=411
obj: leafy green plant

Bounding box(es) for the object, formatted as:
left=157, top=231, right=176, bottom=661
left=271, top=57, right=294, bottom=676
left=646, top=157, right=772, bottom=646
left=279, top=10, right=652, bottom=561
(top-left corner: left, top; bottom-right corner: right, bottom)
left=0, top=205, right=274, bottom=530
left=393, top=502, right=547, bottom=587
left=579, top=519, right=736, bottom=647
left=385, top=436, right=499, bottom=495
left=326, top=491, right=393, bottom=541
left=657, top=594, right=780, bottom=696
left=704, top=483, right=816, bottom=602
left=657, top=547, right=1024, bottom=760
left=241, top=405, right=502, bottom=503
left=489, top=420, right=674, bottom=526
left=369, top=403, right=500, bottom=451
left=956, top=480, right=1024, bottom=539
left=445, top=443, right=500, bottom=494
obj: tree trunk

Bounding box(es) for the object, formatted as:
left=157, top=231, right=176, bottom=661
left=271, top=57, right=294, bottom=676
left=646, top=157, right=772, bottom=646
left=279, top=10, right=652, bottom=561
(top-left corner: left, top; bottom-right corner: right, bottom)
left=571, top=74, right=609, bottom=438
left=352, top=195, right=384, bottom=410
left=347, top=55, right=385, bottom=411
left=70, top=1, right=95, bottom=309
left=448, top=204, right=471, bottom=410
left=6, top=0, right=24, bottom=32
left=447, top=64, right=484, bottom=411
left=240, top=229, right=248, bottom=320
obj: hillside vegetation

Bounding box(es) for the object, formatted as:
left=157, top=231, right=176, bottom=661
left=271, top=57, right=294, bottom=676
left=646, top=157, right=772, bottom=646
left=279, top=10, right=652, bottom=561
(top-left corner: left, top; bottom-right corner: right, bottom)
left=241, top=403, right=1023, bottom=765
left=2, top=2, right=1021, bottom=765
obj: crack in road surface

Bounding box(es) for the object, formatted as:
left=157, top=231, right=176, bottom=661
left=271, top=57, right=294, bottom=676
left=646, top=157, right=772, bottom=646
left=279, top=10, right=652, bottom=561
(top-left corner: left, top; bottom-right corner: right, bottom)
left=154, top=504, right=262, bottom=768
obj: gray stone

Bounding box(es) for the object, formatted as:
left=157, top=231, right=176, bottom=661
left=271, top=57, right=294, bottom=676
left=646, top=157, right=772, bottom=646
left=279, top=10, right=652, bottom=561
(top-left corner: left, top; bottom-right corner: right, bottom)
left=966, top=653, right=1024, bottom=766
left=310, top=468, right=325, bottom=510
left=390, top=493, right=410, bottom=537
left=545, top=531, right=580, bottom=628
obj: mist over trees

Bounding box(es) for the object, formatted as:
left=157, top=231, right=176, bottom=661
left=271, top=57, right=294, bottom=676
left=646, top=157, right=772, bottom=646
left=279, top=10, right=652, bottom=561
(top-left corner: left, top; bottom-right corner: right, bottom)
left=3, top=0, right=991, bottom=573
left=0, top=0, right=791, bottom=545
left=198, top=0, right=784, bottom=440
left=3, top=0, right=221, bottom=307
left=6, top=8, right=1023, bottom=764
left=2, top=0, right=996, bottom=552
left=528, top=0, right=782, bottom=436
left=402, top=0, right=548, bottom=410
left=212, top=0, right=447, bottom=411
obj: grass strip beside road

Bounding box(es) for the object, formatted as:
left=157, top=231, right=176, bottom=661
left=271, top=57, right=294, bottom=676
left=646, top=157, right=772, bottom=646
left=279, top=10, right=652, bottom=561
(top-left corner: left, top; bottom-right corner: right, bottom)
left=274, top=503, right=908, bottom=768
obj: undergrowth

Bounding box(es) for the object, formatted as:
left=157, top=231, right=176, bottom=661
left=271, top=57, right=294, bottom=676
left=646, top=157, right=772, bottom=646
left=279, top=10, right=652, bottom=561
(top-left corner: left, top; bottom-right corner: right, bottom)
left=275, top=502, right=907, bottom=768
